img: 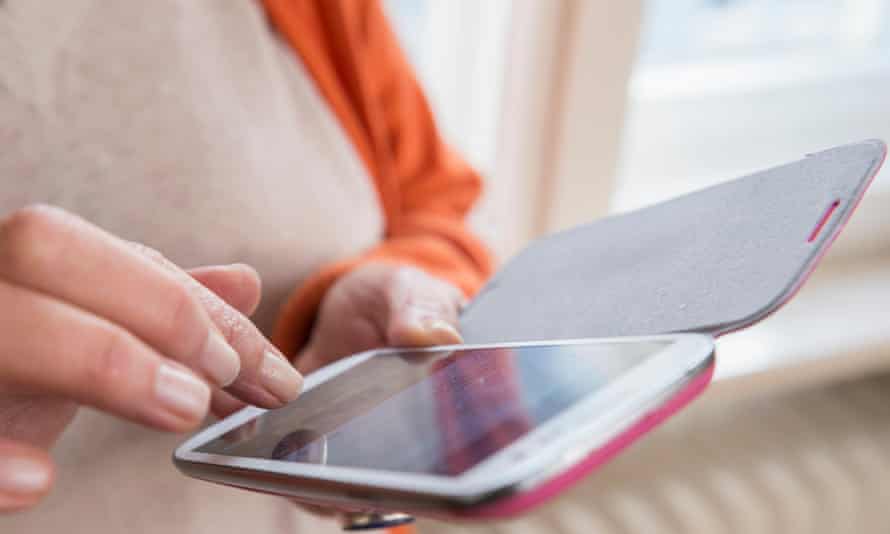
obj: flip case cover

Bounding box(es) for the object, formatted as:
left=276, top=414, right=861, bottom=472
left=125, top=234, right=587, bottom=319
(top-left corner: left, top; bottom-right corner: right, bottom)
left=460, top=140, right=887, bottom=343
left=176, top=141, right=886, bottom=524
left=446, top=140, right=884, bottom=520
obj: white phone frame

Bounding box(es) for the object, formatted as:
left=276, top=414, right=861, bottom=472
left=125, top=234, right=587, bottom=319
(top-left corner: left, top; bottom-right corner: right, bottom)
left=175, top=334, right=714, bottom=506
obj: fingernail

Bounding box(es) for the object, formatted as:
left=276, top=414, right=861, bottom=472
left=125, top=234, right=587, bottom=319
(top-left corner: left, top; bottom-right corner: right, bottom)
left=199, top=331, right=241, bottom=387
left=0, top=457, right=50, bottom=495
left=424, top=319, right=462, bottom=343
left=154, top=364, right=211, bottom=421
left=259, top=350, right=303, bottom=403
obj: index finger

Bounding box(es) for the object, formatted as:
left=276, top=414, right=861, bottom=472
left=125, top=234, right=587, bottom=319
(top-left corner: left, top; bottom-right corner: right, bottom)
left=0, top=206, right=300, bottom=407
left=132, top=245, right=303, bottom=407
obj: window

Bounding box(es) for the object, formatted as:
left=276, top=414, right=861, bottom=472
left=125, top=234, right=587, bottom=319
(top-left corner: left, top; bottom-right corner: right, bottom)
left=384, top=0, right=512, bottom=176
left=615, top=0, right=890, bottom=213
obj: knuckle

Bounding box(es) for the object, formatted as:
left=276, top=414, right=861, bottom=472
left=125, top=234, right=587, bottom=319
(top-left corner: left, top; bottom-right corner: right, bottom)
left=413, top=296, right=449, bottom=316
left=216, top=309, right=258, bottom=367
left=0, top=205, right=73, bottom=272
left=214, top=309, right=262, bottom=373
left=386, top=266, right=456, bottom=311
left=160, top=282, right=207, bottom=358
left=212, top=307, right=239, bottom=345
left=129, top=241, right=166, bottom=265
left=83, top=326, right=134, bottom=396
left=389, top=265, right=424, bottom=286
left=383, top=265, right=422, bottom=298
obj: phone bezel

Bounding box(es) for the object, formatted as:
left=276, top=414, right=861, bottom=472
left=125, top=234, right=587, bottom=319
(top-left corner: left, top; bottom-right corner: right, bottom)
left=174, top=334, right=714, bottom=506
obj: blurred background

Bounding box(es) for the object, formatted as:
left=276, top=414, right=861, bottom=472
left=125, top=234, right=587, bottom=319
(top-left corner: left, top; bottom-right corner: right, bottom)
left=385, top=1, right=890, bottom=532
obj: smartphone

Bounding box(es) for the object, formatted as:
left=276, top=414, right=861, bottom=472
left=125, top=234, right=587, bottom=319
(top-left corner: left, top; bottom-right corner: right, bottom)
left=174, top=334, right=715, bottom=520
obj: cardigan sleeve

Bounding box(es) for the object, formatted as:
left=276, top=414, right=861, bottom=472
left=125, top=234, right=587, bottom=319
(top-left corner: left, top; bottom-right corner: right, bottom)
left=262, top=0, right=494, bottom=356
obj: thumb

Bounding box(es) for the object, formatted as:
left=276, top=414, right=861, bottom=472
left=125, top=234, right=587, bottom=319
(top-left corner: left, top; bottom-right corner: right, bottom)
left=0, top=439, right=54, bottom=514
left=385, top=269, right=465, bottom=347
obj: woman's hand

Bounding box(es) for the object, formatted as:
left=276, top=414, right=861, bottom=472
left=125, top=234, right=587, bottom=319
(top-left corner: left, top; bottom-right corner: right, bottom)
left=297, top=262, right=466, bottom=375
left=0, top=205, right=303, bottom=513
left=289, top=262, right=466, bottom=519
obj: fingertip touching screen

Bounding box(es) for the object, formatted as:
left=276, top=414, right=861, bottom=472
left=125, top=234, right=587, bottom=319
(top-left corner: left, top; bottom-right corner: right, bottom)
left=197, top=341, right=669, bottom=476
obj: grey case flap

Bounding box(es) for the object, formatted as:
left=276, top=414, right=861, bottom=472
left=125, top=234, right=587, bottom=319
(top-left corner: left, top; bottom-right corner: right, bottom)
left=460, top=140, right=886, bottom=343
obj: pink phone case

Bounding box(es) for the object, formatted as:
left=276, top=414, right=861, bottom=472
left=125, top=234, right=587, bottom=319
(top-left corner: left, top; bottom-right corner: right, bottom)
left=458, top=361, right=715, bottom=519
left=179, top=141, right=887, bottom=524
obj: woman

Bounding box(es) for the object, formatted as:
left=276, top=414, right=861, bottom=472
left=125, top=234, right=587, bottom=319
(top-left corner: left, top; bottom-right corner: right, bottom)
left=0, top=1, right=492, bottom=532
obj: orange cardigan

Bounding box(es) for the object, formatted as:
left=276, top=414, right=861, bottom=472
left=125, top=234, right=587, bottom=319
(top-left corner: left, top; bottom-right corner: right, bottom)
left=263, top=0, right=494, bottom=357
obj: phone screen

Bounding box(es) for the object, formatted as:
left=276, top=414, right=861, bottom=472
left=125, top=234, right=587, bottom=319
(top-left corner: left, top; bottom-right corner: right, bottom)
left=198, top=340, right=669, bottom=476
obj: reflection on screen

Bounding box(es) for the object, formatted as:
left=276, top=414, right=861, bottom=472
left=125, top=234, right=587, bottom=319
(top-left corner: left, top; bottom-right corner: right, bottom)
left=198, top=341, right=666, bottom=475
